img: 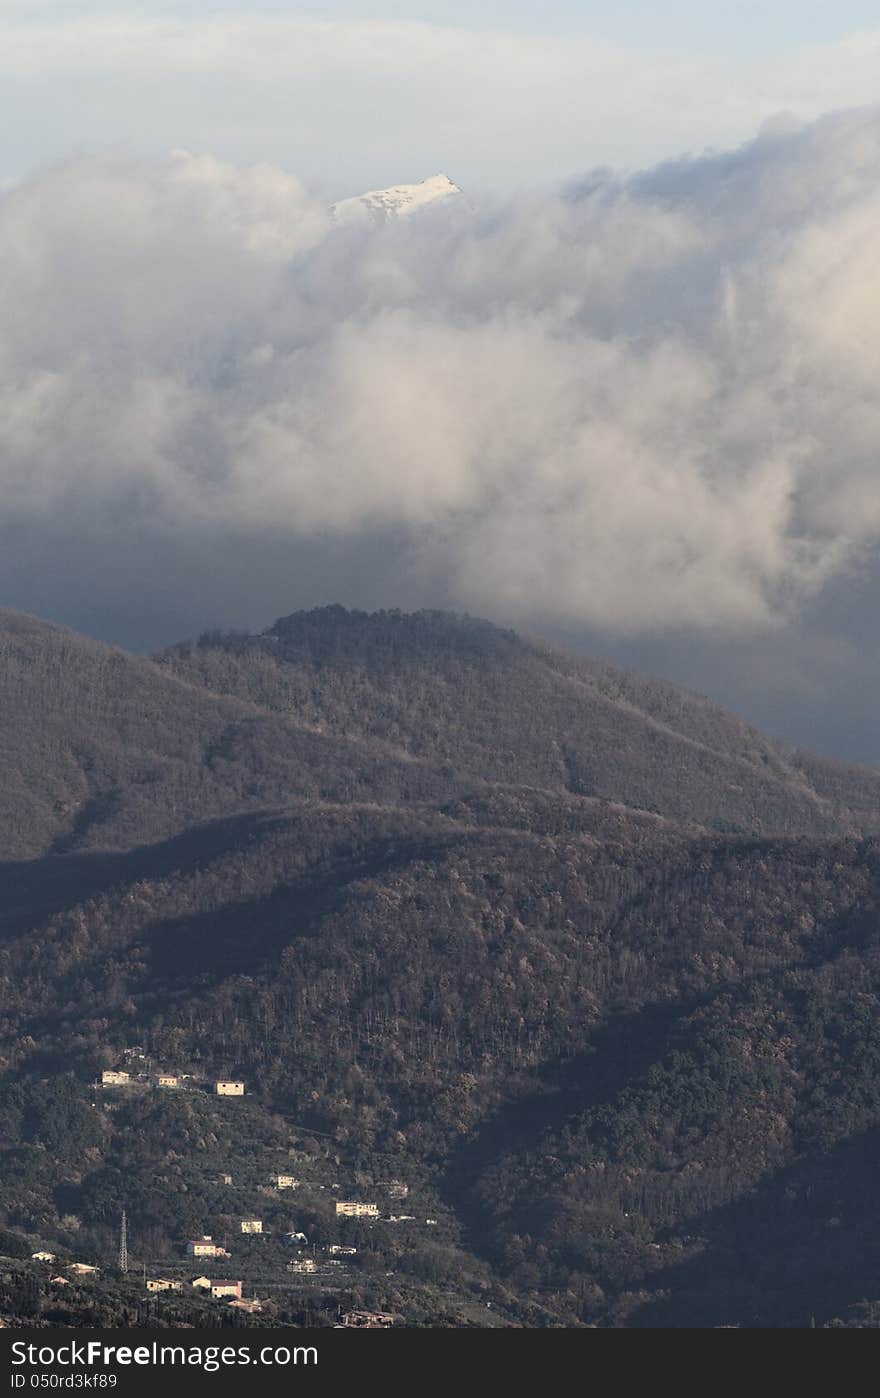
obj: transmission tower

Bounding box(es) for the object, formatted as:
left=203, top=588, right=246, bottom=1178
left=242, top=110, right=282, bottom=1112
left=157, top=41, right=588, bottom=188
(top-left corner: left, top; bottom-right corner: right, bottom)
left=119, top=1208, right=128, bottom=1273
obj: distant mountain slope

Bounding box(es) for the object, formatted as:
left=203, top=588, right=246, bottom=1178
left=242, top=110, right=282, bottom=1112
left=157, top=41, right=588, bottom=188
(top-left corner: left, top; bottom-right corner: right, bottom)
left=1, top=792, right=879, bottom=1327
left=3, top=603, right=877, bottom=863
left=0, top=609, right=462, bottom=860
left=3, top=603, right=880, bottom=1327
left=157, top=606, right=880, bottom=839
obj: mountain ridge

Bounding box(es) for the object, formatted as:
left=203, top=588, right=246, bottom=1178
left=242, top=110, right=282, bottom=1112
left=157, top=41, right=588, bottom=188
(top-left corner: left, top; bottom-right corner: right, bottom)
left=3, top=602, right=879, bottom=863
left=156, top=605, right=880, bottom=841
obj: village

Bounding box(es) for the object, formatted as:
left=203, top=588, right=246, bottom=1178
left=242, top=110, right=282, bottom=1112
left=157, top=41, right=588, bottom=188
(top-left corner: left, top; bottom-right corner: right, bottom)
left=96, top=1051, right=247, bottom=1098
left=10, top=1056, right=455, bottom=1328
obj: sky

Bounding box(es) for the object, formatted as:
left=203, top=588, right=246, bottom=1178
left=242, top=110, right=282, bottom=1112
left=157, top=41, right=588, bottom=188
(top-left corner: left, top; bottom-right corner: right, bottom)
left=5, top=2, right=880, bottom=193
left=1, top=3, right=880, bottom=763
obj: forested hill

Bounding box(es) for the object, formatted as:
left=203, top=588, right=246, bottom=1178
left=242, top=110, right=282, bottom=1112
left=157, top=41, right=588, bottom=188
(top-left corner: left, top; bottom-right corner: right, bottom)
left=4, top=603, right=878, bottom=864
left=158, top=605, right=880, bottom=839
left=0, top=608, right=465, bottom=860
left=3, top=604, right=880, bottom=1328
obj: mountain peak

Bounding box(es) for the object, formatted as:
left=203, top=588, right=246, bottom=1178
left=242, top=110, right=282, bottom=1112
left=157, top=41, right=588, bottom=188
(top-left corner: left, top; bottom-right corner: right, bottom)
left=263, top=605, right=522, bottom=668
left=330, top=173, right=463, bottom=225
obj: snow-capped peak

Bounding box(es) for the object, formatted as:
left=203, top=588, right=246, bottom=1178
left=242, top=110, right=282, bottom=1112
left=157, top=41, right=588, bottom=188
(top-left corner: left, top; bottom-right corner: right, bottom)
left=331, top=173, right=462, bottom=225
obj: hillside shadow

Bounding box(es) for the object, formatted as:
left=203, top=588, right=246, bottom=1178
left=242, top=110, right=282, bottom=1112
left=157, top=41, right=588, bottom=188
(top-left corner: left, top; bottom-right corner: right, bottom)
left=8, top=822, right=460, bottom=1055
left=139, top=830, right=455, bottom=985
left=443, top=994, right=710, bottom=1252
left=454, top=998, right=698, bottom=1168
left=627, top=1127, right=880, bottom=1328
left=0, top=811, right=298, bottom=943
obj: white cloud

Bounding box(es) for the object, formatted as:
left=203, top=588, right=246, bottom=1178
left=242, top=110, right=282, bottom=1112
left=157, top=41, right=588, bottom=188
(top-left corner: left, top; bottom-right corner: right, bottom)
left=1, top=111, right=880, bottom=643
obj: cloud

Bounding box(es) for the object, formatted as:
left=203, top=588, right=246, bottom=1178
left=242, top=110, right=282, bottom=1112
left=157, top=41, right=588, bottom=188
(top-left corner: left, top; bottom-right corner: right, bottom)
left=2, top=111, right=880, bottom=649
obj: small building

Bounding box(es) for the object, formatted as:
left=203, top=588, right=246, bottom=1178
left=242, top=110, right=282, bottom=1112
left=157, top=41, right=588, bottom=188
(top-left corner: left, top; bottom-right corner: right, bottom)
left=270, top=1174, right=299, bottom=1189
left=101, top=1070, right=130, bottom=1087
left=155, top=1074, right=181, bottom=1089
left=187, top=1236, right=229, bottom=1259
left=335, top=1201, right=378, bottom=1218
left=69, top=1263, right=99, bottom=1276
left=287, top=1258, right=317, bottom=1275
left=220, top=1173, right=233, bottom=1186
left=191, top=1276, right=212, bottom=1291
left=146, top=1278, right=183, bottom=1293
left=240, top=1219, right=262, bottom=1234
left=339, top=1310, right=395, bottom=1329
left=31, top=1251, right=56, bottom=1262
left=210, top=1281, right=243, bottom=1300
left=214, top=1080, right=245, bottom=1097
left=285, top=1230, right=308, bottom=1245
left=228, top=1298, right=262, bottom=1314
left=327, top=1244, right=357, bottom=1256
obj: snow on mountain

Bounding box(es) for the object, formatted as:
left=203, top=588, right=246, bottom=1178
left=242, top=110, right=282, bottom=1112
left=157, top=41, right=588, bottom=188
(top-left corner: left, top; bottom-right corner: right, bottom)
left=330, top=173, right=462, bottom=225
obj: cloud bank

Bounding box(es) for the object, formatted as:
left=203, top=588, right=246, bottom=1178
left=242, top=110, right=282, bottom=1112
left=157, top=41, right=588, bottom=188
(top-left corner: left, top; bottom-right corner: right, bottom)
left=2, top=109, right=880, bottom=649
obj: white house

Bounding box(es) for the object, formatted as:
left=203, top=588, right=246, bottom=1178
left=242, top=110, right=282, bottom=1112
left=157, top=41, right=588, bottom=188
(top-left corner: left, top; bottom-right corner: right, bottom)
left=31, top=1251, right=55, bottom=1263
left=240, top=1219, right=262, bottom=1234
left=271, top=1174, right=299, bottom=1189
left=186, top=1237, right=229, bottom=1259
left=210, top=1281, right=243, bottom=1299
left=101, top=1070, right=130, bottom=1087
left=214, top=1080, right=245, bottom=1097
left=335, top=1201, right=378, bottom=1218
left=155, top=1074, right=181, bottom=1089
